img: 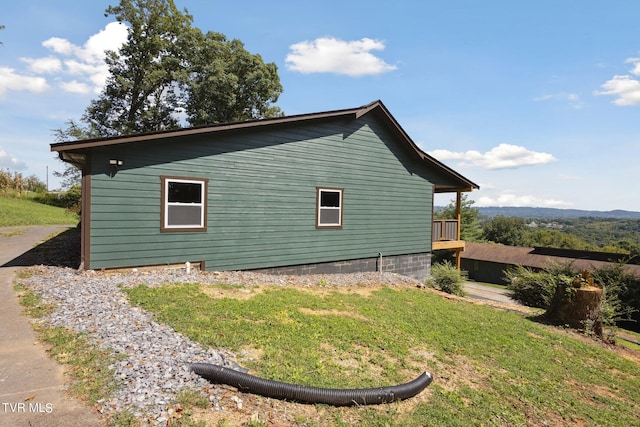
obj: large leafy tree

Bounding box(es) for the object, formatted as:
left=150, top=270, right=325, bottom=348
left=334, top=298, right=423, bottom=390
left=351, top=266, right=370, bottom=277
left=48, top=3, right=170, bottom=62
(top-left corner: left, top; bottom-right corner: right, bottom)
left=83, top=0, right=194, bottom=136
left=55, top=0, right=284, bottom=186
left=185, top=31, right=283, bottom=125
left=77, top=0, right=283, bottom=137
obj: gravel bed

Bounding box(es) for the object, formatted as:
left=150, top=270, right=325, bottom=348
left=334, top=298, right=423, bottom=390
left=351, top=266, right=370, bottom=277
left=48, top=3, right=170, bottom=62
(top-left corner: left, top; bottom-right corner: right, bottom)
left=18, top=265, right=421, bottom=424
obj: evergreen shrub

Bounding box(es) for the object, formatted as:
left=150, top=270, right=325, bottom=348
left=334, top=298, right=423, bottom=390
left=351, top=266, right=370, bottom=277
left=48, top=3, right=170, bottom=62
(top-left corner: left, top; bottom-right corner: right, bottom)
left=425, top=261, right=468, bottom=296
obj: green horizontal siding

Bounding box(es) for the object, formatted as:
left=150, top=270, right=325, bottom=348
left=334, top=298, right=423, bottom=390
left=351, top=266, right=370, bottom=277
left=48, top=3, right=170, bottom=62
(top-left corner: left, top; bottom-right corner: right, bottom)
left=87, top=116, right=434, bottom=270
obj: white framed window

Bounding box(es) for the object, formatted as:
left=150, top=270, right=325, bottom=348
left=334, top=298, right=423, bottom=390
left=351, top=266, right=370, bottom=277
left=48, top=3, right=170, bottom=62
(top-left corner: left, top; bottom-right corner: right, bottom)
left=161, top=176, right=208, bottom=231
left=316, top=187, right=343, bottom=228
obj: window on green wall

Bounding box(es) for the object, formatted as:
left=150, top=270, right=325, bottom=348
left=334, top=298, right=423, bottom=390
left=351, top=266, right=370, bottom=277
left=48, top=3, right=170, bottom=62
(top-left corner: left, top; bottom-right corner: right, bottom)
left=161, top=176, right=208, bottom=232
left=316, top=187, right=343, bottom=228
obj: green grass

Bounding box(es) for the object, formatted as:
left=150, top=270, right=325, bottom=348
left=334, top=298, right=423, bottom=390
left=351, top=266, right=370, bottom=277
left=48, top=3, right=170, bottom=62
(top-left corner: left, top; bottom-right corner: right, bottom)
left=123, top=282, right=640, bottom=426
left=0, top=195, right=78, bottom=226
left=616, top=329, right=640, bottom=351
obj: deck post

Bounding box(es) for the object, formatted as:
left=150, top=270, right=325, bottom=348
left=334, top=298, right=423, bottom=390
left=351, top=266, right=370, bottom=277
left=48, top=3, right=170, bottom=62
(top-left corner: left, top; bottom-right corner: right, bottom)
left=455, top=191, right=462, bottom=269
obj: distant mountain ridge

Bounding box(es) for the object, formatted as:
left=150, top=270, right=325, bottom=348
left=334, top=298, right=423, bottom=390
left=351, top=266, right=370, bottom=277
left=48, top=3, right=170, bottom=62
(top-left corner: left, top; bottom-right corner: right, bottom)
left=472, top=207, right=640, bottom=219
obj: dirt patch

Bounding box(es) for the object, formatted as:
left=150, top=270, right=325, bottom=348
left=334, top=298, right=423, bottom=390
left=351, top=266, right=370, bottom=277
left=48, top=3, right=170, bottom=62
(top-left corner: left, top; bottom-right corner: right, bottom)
left=186, top=388, right=413, bottom=427
left=298, top=307, right=369, bottom=320
left=202, top=284, right=267, bottom=300
left=237, top=346, right=264, bottom=364
left=567, top=379, right=627, bottom=406
left=428, top=353, right=490, bottom=393
left=201, top=281, right=392, bottom=301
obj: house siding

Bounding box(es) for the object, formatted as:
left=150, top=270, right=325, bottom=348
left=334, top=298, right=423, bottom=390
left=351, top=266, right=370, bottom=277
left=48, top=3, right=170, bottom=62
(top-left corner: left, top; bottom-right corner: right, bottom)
left=86, top=115, right=434, bottom=272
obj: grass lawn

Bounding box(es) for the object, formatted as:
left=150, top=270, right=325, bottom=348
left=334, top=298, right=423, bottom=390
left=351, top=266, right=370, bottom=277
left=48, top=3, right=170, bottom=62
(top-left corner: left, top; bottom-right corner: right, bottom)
left=123, top=282, right=640, bottom=426
left=0, top=195, right=78, bottom=227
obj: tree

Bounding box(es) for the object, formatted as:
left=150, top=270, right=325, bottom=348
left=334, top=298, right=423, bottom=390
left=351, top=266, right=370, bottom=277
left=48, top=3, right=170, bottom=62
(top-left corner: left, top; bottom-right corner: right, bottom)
left=78, top=0, right=283, bottom=137
left=184, top=31, right=283, bottom=125
left=0, top=170, right=46, bottom=194
left=84, top=0, right=195, bottom=136
left=435, top=193, right=482, bottom=242
left=55, top=0, right=284, bottom=184
left=52, top=120, right=99, bottom=189
left=610, top=239, right=640, bottom=256
left=523, top=228, right=598, bottom=251
left=482, top=215, right=527, bottom=246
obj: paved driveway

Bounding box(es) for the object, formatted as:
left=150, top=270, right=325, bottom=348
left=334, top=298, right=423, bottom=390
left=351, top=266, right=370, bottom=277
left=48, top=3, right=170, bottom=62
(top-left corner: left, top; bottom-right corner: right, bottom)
left=0, top=225, right=102, bottom=427
left=464, top=281, right=520, bottom=305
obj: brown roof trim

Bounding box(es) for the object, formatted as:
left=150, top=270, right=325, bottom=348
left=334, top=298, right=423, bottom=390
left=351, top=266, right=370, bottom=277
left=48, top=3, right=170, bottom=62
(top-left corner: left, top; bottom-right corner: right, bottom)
left=50, top=104, right=365, bottom=152
left=362, top=101, right=479, bottom=191
left=51, top=100, right=479, bottom=191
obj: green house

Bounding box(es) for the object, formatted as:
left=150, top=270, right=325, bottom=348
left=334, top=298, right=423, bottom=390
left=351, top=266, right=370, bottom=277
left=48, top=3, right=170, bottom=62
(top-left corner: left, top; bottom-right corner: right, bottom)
left=52, top=100, right=478, bottom=280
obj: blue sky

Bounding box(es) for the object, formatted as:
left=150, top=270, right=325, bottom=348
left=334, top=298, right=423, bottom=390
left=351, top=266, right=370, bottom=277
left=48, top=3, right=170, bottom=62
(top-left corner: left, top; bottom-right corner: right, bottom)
left=1, top=1, right=639, bottom=211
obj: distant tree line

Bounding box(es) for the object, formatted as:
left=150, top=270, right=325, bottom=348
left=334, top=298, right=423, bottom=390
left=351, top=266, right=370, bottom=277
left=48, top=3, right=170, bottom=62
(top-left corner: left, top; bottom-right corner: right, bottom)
left=437, top=194, right=640, bottom=332
left=1, top=168, right=81, bottom=213
left=482, top=215, right=640, bottom=256
left=0, top=169, right=47, bottom=194
left=436, top=194, right=640, bottom=255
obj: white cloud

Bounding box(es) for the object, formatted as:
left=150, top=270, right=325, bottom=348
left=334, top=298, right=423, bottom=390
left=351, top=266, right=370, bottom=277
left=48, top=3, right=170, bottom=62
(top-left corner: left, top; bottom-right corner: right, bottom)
left=594, top=75, right=640, bottom=106
left=42, top=37, right=75, bottom=55
left=285, top=37, right=397, bottom=76
left=428, top=143, right=557, bottom=170
left=475, top=192, right=572, bottom=208
left=625, top=57, right=640, bottom=75
left=595, top=57, right=640, bottom=106
left=0, top=146, right=27, bottom=170
left=23, top=22, right=128, bottom=94
left=0, top=67, right=49, bottom=96
left=533, top=92, right=584, bottom=109
left=60, top=80, right=92, bottom=94
left=20, top=56, right=62, bottom=74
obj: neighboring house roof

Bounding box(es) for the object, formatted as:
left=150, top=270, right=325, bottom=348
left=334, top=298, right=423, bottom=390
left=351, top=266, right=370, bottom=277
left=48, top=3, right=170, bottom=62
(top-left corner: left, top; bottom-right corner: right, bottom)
left=51, top=100, right=479, bottom=193
left=462, top=242, right=640, bottom=276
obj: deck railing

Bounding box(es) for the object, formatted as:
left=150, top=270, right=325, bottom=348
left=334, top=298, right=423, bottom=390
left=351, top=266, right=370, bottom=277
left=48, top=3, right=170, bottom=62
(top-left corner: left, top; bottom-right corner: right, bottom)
left=432, top=219, right=459, bottom=242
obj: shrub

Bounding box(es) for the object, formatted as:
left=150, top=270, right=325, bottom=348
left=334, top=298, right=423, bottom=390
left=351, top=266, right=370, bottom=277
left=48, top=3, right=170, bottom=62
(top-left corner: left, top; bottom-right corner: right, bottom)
left=33, top=185, right=82, bottom=214
left=591, top=262, right=640, bottom=331
left=425, top=261, right=468, bottom=296
left=504, top=265, right=559, bottom=308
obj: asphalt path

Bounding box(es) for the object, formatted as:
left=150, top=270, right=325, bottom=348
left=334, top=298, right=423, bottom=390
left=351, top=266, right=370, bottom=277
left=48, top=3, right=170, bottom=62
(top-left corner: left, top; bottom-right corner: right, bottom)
left=0, top=225, right=101, bottom=427
left=463, top=281, right=520, bottom=305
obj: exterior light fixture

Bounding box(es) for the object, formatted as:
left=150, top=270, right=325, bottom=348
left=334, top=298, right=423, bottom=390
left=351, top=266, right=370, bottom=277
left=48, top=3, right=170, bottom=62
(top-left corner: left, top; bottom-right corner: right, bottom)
left=108, top=159, right=124, bottom=177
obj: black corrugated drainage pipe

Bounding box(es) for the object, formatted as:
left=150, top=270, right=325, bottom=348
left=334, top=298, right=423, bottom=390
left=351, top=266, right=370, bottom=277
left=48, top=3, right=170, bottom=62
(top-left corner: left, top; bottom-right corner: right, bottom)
left=190, top=363, right=433, bottom=406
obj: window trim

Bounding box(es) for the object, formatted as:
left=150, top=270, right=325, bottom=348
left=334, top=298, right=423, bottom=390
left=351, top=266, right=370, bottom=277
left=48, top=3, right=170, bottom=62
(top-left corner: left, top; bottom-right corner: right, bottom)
left=316, top=187, right=343, bottom=229
left=161, top=176, right=208, bottom=232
